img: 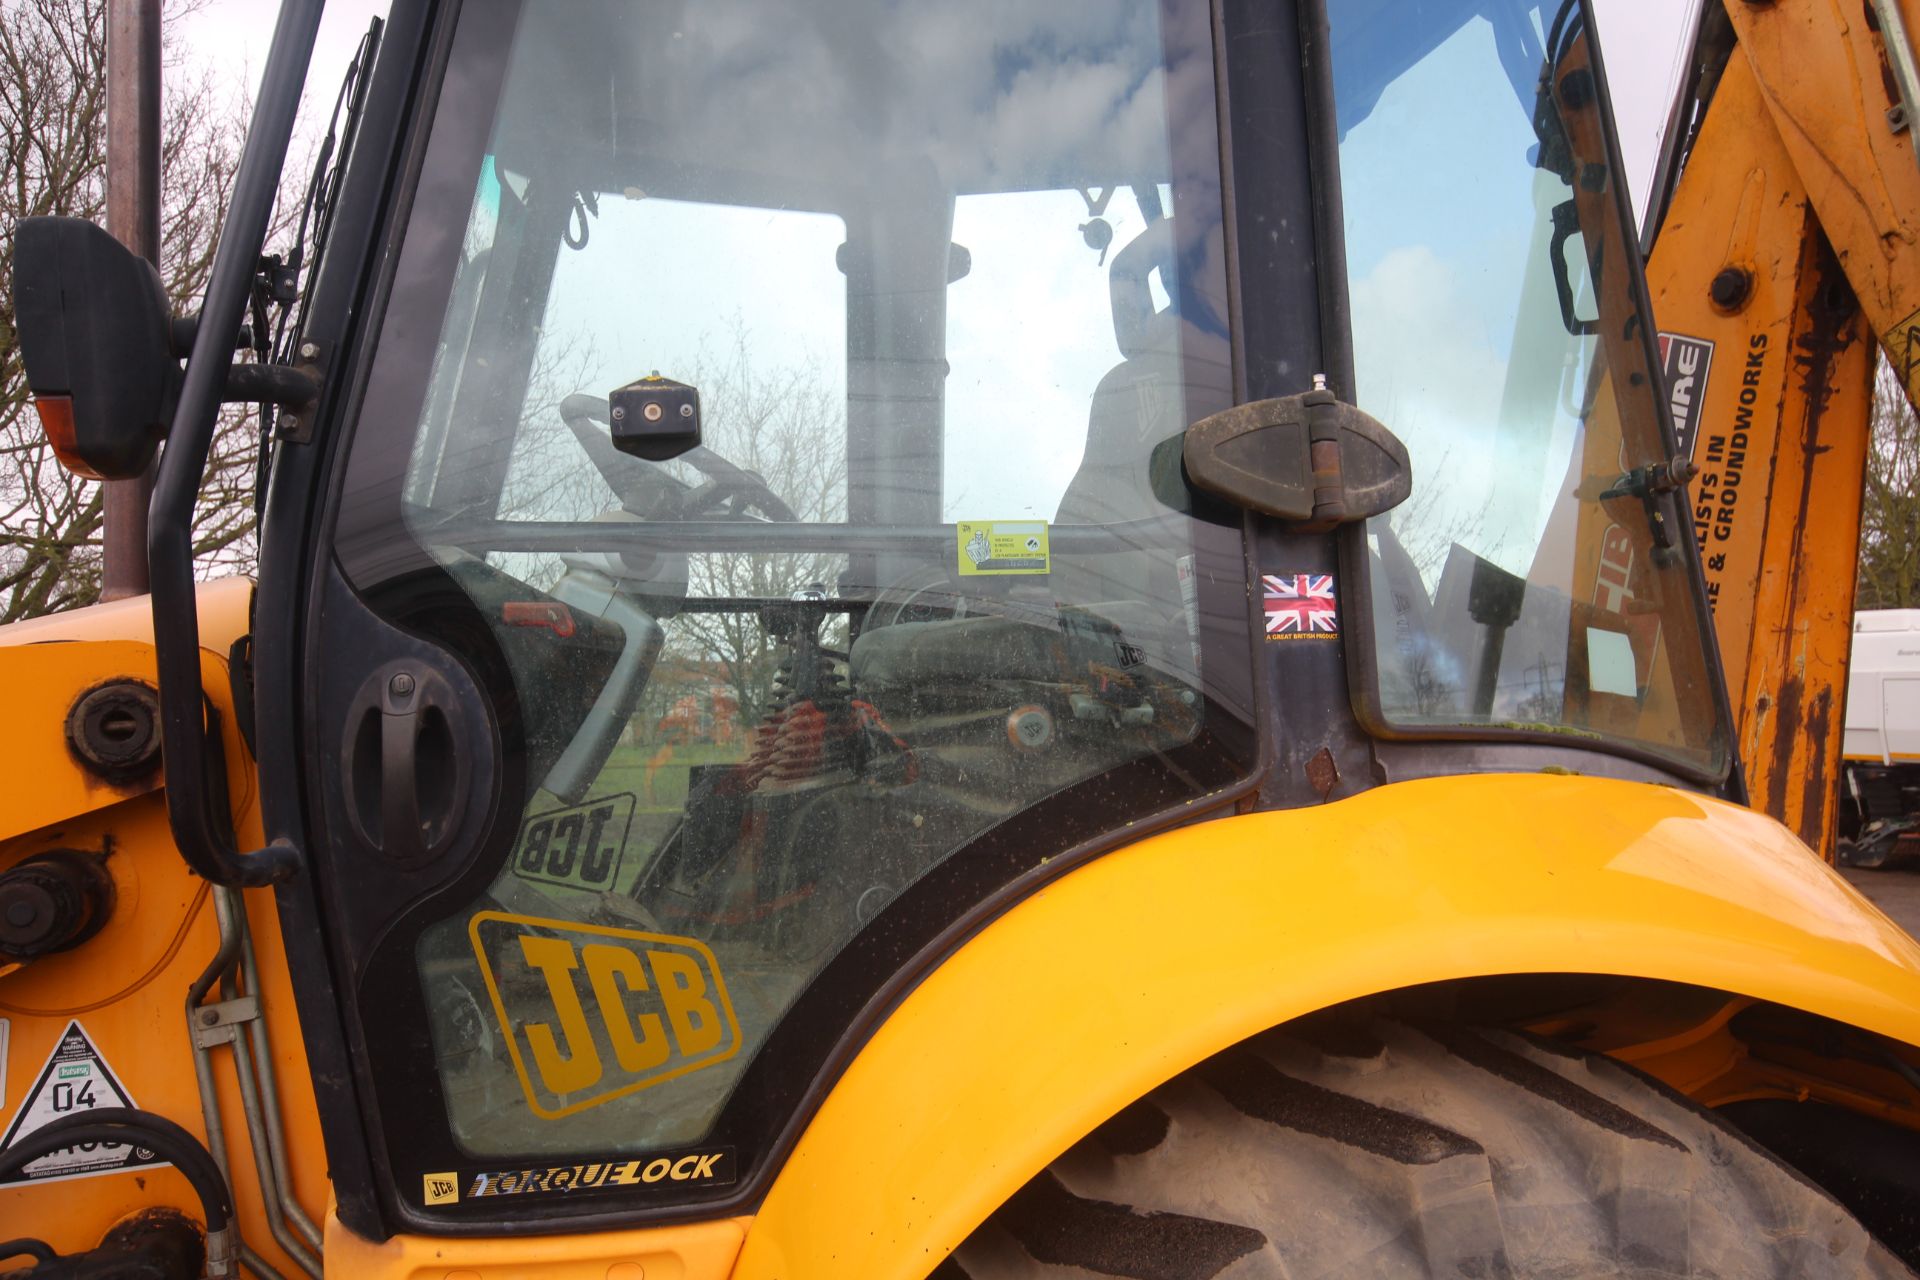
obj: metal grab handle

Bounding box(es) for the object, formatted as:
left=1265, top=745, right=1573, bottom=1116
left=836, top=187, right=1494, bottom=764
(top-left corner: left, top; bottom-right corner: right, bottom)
left=379, top=677, right=428, bottom=864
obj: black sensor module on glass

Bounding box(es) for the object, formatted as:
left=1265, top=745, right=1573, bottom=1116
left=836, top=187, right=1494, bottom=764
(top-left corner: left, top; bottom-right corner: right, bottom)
left=609, top=372, right=700, bottom=461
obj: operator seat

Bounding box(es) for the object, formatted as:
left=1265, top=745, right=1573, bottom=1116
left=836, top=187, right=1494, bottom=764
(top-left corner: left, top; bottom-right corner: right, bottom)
left=848, top=219, right=1197, bottom=710
left=1047, top=218, right=1192, bottom=653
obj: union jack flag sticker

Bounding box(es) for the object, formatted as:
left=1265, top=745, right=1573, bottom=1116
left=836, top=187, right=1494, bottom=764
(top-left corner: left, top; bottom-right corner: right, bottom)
left=1263, top=574, right=1337, bottom=639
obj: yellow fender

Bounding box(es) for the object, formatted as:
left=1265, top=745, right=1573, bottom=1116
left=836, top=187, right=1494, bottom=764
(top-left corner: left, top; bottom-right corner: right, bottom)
left=735, top=773, right=1920, bottom=1280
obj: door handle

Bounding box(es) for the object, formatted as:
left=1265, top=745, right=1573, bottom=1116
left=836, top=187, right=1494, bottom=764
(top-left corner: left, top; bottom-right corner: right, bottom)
left=345, top=664, right=469, bottom=866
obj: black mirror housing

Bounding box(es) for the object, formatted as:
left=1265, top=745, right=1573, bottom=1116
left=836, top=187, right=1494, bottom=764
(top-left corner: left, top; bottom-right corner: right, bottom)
left=13, top=216, right=179, bottom=480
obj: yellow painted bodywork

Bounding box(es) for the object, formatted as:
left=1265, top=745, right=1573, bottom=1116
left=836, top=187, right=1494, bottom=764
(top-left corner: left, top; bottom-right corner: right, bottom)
left=9, top=588, right=1920, bottom=1278
left=320, top=1211, right=750, bottom=1279
left=1726, top=0, right=1920, bottom=394
left=0, top=580, right=328, bottom=1277
left=735, top=773, right=1920, bottom=1280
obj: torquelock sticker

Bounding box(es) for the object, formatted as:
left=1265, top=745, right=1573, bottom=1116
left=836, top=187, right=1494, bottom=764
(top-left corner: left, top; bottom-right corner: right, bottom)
left=1263, top=574, right=1338, bottom=639
left=450, top=1146, right=738, bottom=1203
left=957, top=520, right=1050, bottom=576
left=0, top=1020, right=168, bottom=1186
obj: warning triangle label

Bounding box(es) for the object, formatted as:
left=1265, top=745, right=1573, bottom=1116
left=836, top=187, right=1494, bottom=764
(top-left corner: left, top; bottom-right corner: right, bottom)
left=0, top=1020, right=168, bottom=1185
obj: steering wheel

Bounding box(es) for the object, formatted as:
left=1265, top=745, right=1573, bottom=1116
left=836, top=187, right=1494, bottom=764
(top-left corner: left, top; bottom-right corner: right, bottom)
left=558, top=393, right=798, bottom=522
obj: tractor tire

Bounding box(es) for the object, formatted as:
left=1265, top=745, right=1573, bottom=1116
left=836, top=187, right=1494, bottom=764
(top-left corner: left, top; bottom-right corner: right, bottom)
left=939, top=1017, right=1913, bottom=1279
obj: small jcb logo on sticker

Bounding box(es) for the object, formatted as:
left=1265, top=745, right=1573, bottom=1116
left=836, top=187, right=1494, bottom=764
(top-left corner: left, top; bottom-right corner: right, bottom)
left=423, top=1172, right=459, bottom=1205
left=468, top=912, right=741, bottom=1121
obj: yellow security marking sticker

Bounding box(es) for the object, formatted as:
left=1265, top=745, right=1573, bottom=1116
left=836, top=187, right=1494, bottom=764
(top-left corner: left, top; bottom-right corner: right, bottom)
left=423, top=1172, right=459, bottom=1205
left=957, top=520, right=1050, bottom=576
left=468, top=912, right=742, bottom=1121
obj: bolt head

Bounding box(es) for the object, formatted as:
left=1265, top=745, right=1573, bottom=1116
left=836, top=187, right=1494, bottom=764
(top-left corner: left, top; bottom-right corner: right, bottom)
left=299, top=341, right=319, bottom=360
left=1710, top=266, right=1753, bottom=310
left=200, top=1008, right=220, bottom=1026
left=390, top=672, right=416, bottom=697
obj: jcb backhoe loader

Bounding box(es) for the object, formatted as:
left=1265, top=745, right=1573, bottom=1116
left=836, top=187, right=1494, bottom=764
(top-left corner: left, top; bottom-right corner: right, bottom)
left=4, top=1, right=1920, bottom=1277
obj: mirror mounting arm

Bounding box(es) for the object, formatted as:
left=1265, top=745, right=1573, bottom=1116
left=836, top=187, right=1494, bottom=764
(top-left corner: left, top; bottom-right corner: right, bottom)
left=221, top=362, right=319, bottom=408
left=147, top=0, right=325, bottom=889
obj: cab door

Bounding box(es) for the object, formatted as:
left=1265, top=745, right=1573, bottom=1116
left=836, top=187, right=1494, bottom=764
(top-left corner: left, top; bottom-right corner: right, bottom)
left=265, top=0, right=1263, bottom=1240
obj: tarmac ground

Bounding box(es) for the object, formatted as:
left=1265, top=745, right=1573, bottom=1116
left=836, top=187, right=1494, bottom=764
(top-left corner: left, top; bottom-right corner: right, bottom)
left=1842, top=865, right=1920, bottom=940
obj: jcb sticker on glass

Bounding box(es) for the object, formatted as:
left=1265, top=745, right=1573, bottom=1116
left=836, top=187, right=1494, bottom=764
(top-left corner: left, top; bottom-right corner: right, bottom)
left=957, top=520, right=1049, bottom=576
left=462, top=1148, right=737, bottom=1200
left=469, top=912, right=741, bottom=1120
left=422, top=1172, right=459, bottom=1205
left=512, top=793, right=635, bottom=891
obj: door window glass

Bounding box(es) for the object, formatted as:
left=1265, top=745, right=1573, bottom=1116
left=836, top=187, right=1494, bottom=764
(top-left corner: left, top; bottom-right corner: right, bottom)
left=334, top=0, right=1240, bottom=1160
left=1330, top=0, right=1726, bottom=774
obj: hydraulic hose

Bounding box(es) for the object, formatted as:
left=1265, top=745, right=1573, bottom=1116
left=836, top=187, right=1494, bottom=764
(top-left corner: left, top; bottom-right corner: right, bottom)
left=0, top=1107, right=233, bottom=1233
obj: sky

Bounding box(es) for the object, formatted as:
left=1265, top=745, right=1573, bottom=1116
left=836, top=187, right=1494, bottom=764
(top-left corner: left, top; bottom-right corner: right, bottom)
left=177, top=0, right=1699, bottom=218
left=173, top=0, right=393, bottom=149
left=169, top=0, right=1706, bottom=532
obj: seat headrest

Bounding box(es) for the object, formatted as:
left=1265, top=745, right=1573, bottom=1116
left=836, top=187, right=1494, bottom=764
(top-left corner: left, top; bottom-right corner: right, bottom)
left=1110, top=218, right=1179, bottom=359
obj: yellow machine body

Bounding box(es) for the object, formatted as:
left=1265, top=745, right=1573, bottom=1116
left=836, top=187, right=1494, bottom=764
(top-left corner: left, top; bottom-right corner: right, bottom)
left=14, top=588, right=1917, bottom=1278
left=0, top=583, right=329, bottom=1277
left=304, top=767, right=1920, bottom=1279
left=11, top=1, right=1920, bottom=1274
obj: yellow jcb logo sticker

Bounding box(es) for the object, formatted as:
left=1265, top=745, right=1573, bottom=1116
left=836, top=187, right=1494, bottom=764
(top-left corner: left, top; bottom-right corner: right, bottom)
left=468, top=911, right=741, bottom=1120
left=422, top=1172, right=459, bottom=1205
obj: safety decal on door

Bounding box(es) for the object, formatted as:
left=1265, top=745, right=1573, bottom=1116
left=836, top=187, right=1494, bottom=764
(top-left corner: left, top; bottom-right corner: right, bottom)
left=0, top=1020, right=168, bottom=1185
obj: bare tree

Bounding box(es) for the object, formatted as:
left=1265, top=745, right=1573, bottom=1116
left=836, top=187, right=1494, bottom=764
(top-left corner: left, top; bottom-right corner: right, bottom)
left=493, top=315, right=846, bottom=729
left=664, top=328, right=846, bottom=726
left=1857, top=353, right=1920, bottom=611
left=0, top=0, right=265, bottom=622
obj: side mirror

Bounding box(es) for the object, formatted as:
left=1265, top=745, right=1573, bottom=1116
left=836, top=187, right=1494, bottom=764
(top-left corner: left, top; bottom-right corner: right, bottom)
left=13, top=217, right=178, bottom=480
